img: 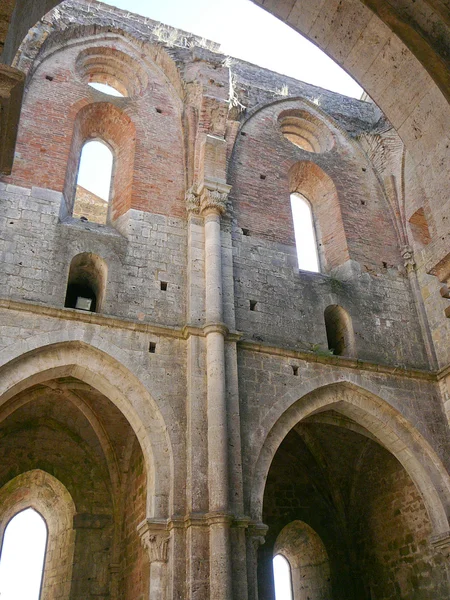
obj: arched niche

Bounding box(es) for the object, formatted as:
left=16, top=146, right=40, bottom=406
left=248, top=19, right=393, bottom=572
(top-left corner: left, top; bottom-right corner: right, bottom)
left=63, top=102, right=135, bottom=222
left=324, top=304, right=355, bottom=357
left=64, top=252, right=108, bottom=313
left=274, top=521, right=331, bottom=600
left=0, top=470, right=76, bottom=600
left=289, top=161, right=349, bottom=272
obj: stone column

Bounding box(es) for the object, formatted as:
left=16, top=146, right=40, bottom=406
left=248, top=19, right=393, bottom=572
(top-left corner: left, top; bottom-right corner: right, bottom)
left=246, top=523, right=268, bottom=600
left=138, top=520, right=170, bottom=600
left=201, top=186, right=233, bottom=600
left=402, top=245, right=438, bottom=369
left=0, top=64, right=25, bottom=174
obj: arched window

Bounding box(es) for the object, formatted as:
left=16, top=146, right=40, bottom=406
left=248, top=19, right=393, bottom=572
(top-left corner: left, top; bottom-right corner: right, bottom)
left=73, top=140, right=114, bottom=224
left=88, top=82, right=125, bottom=97
left=64, top=252, right=108, bottom=313
left=0, top=508, right=47, bottom=600
left=324, top=304, right=355, bottom=357
left=290, top=193, right=320, bottom=272
left=273, top=554, right=293, bottom=600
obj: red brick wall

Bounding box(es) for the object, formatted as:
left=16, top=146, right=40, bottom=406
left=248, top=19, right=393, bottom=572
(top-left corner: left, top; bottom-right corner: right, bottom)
left=229, top=101, right=403, bottom=271
left=5, top=37, right=186, bottom=218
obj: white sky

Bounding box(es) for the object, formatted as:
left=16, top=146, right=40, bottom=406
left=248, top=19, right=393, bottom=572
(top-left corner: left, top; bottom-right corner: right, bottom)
left=0, top=508, right=47, bottom=600
left=98, top=0, right=362, bottom=98
left=273, top=554, right=293, bottom=600
left=77, top=139, right=114, bottom=201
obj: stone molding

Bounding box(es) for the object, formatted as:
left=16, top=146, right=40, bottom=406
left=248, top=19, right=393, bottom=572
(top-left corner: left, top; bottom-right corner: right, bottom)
left=138, top=519, right=170, bottom=563
left=430, top=531, right=450, bottom=558
left=0, top=298, right=444, bottom=380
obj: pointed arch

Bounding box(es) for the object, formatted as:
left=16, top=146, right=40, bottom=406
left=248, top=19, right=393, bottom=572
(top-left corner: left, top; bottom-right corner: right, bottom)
left=0, top=470, right=76, bottom=600
left=251, top=381, right=450, bottom=537
left=0, top=339, right=173, bottom=518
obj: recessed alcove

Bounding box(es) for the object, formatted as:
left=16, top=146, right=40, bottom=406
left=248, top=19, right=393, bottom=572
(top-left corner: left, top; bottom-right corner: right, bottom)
left=279, top=110, right=334, bottom=154
left=75, top=46, right=149, bottom=97
left=64, top=252, right=107, bottom=313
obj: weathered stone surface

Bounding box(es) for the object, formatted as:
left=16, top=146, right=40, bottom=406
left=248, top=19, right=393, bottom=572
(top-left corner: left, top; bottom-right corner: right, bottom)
left=0, top=1, right=449, bottom=599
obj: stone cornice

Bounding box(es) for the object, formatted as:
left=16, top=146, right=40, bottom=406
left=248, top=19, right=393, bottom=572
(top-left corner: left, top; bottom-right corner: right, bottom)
left=0, top=298, right=445, bottom=381
left=238, top=341, right=437, bottom=382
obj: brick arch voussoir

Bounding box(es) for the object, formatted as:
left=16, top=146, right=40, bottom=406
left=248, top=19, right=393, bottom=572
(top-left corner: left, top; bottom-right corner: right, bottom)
left=0, top=334, right=173, bottom=519
left=251, top=380, right=450, bottom=537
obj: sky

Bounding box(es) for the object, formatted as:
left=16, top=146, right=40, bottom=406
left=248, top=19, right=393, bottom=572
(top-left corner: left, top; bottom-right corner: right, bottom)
left=98, top=0, right=362, bottom=98
left=0, top=509, right=47, bottom=600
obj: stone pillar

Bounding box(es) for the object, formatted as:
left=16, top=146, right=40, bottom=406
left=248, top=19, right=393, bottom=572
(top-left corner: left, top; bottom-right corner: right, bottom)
left=201, top=186, right=233, bottom=600
left=0, top=64, right=24, bottom=174
left=138, top=520, right=170, bottom=600
left=246, top=523, right=268, bottom=600
left=402, top=245, right=438, bottom=369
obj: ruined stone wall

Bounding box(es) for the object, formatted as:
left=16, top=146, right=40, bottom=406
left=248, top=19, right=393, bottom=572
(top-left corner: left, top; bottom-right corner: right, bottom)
left=0, top=2, right=449, bottom=599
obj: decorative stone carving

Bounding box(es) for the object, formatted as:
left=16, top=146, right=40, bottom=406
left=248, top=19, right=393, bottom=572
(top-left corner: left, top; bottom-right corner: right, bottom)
left=401, top=245, right=416, bottom=269
left=200, top=188, right=229, bottom=215
left=185, top=186, right=201, bottom=214
left=138, top=520, right=170, bottom=563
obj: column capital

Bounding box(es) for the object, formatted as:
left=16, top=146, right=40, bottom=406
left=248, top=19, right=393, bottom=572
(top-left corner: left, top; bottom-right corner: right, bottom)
left=138, top=519, right=170, bottom=563
left=185, top=182, right=232, bottom=216
left=247, top=522, right=269, bottom=550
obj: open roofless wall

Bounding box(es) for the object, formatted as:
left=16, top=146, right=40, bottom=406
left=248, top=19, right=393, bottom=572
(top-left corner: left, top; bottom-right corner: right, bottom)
left=0, top=1, right=449, bottom=598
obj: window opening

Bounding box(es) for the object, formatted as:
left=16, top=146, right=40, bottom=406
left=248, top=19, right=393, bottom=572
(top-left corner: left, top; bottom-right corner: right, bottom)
left=88, top=82, right=125, bottom=97
left=290, top=193, right=320, bottom=272
left=73, top=140, right=114, bottom=224
left=0, top=508, right=47, bottom=600
left=273, top=554, right=293, bottom=600
left=324, top=304, right=355, bottom=356
left=64, top=253, right=107, bottom=313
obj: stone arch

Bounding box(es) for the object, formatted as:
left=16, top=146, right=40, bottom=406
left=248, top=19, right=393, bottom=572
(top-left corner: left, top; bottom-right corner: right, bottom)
left=274, top=520, right=331, bottom=600
left=0, top=469, right=76, bottom=600
left=251, top=381, right=450, bottom=537
left=0, top=338, right=173, bottom=518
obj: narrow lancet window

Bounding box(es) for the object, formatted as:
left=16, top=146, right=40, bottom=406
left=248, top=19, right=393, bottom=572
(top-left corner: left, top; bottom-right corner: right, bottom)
left=273, top=554, right=293, bottom=600
left=290, top=193, right=320, bottom=272
left=0, top=508, right=47, bottom=600
left=73, top=140, right=114, bottom=224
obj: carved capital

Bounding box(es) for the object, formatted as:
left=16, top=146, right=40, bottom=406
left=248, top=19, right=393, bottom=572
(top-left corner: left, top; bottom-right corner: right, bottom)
left=247, top=522, right=268, bottom=551
left=185, top=186, right=201, bottom=214
left=138, top=520, right=170, bottom=563
left=200, top=188, right=229, bottom=215
left=401, top=245, right=416, bottom=270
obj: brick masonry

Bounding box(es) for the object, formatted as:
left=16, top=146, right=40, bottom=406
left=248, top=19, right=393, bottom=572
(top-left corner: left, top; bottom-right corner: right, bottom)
left=0, top=2, right=449, bottom=600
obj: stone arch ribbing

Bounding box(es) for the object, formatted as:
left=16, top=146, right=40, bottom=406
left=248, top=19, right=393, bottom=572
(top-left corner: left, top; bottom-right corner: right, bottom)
left=0, top=337, right=173, bottom=519
left=251, top=381, right=450, bottom=537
